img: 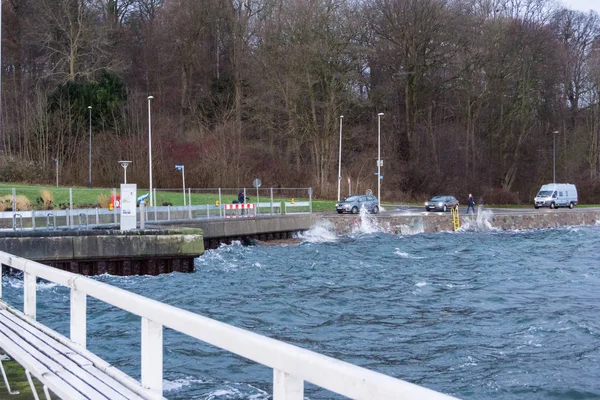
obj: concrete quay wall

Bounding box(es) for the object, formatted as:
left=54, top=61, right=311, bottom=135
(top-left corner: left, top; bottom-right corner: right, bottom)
left=158, top=215, right=314, bottom=248
left=0, top=229, right=204, bottom=275
left=317, top=210, right=600, bottom=235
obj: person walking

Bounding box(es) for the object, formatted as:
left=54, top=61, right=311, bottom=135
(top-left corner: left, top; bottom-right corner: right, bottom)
left=466, top=193, right=475, bottom=214
left=238, top=189, right=246, bottom=215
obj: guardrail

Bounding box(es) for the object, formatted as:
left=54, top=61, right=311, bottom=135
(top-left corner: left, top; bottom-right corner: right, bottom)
left=0, top=252, right=457, bottom=400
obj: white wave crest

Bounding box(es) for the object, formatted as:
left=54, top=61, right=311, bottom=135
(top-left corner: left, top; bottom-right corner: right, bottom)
left=163, top=377, right=205, bottom=392
left=394, top=249, right=425, bottom=259
left=397, top=221, right=425, bottom=235
left=459, top=207, right=497, bottom=231
left=351, top=206, right=382, bottom=234
left=298, top=219, right=338, bottom=243
left=3, top=276, right=59, bottom=291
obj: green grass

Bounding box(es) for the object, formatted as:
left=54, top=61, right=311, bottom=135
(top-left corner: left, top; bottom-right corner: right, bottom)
left=0, top=183, right=337, bottom=211
left=0, top=355, right=47, bottom=399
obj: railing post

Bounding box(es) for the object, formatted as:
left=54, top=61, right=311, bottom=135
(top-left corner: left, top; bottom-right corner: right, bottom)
left=11, top=188, right=16, bottom=222
left=24, top=271, right=36, bottom=319
left=69, top=188, right=74, bottom=226
left=218, top=188, right=222, bottom=218
left=70, top=289, right=87, bottom=348
left=141, top=318, right=163, bottom=395
left=153, top=188, right=157, bottom=221
left=113, top=188, right=118, bottom=224
left=188, top=188, right=192, bottom=219
left=95, top=207, right=100, bottom=225
left=32, top=209, right=36, bottom=230
left=0, top=264, right=3, bottom=299
left=140, top=202, right=145, bottom=230
left=273, top=370, right=303, bottom=400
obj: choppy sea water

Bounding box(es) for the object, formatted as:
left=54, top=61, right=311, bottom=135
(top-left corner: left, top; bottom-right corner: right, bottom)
left=2, top=211, right=600, bottom=399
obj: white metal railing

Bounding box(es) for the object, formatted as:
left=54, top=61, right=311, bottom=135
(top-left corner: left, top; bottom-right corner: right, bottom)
left=0, top=251, right=458, bottom=400
left=0, top=201, right=310, bottom=230
left=284, top=201, right=312, bottom=214
left=0, top=202, right=310, bottom=230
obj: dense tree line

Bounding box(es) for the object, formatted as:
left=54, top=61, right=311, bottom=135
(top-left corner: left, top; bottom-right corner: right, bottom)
left=1, top=0, right=599, bottom=203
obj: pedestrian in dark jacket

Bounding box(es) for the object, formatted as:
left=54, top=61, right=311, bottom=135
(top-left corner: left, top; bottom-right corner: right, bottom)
left=466, top=193, right=475, bottom=214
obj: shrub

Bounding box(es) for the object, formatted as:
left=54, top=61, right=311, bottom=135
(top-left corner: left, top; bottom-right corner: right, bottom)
left=39, top=190, right=54, bottom=210
left=15, top=195, right=32, bottom=210
left=98, top=194, right=110, bottom=208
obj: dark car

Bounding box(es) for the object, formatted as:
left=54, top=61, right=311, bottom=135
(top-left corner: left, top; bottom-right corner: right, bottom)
left=425, top=195, right=459, bottom=212
left=336, top=195, right=379, bottom=214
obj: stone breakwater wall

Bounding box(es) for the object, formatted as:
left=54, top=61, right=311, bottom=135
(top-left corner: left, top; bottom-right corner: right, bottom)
left=316, top=210, right=600, bottom=236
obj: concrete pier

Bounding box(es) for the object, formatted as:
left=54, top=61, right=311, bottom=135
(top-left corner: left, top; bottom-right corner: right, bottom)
left=0, top=228, right=204, bottom=276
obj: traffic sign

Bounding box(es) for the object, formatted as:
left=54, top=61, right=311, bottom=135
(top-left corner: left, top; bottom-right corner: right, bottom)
left=253, top=178, right=262, bottom=188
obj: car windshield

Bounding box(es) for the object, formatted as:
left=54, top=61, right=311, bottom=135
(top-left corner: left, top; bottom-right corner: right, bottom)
left=344, top=195, right=360, bottom=202
left=430, top=196, right=445, bottom=201
left=537, top=190, right=553, bottom=197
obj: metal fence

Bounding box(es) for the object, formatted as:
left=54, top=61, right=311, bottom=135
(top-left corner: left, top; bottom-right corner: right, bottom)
left=0, top=187, right=313, bottom=230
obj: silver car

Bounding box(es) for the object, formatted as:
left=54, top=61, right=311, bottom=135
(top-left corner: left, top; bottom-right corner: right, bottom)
left=425, top=195, right=459, bottom=212
left=336, top=195, right=379, bottom=214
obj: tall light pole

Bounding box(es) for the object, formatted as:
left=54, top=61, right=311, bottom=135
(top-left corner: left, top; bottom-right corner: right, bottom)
left=553, top=130, right=558, bottom=184
left=337, top=115, right=343, bottom=202
left=88, top=106, right=92, bottom=187
left=176, top=165, right=186, bottom=206
left=377, top=113, right=384, bottom=209
left=148, top=96, right=154, bottom=206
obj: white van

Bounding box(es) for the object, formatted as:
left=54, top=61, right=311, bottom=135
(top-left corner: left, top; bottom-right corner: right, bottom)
left=534, top=183, right=578, bottom=209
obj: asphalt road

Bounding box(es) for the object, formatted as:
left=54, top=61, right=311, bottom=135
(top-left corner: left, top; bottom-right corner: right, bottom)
left=330, top=205, right=600, bottom=216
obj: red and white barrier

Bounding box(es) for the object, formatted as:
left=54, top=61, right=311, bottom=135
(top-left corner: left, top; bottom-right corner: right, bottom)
left=223, top=203, right=255, bottom=210
left=223, top=203, right=255, bottom=218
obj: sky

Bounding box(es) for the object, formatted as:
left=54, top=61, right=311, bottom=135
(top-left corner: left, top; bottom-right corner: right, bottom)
left=561, top=0, right=600, bottom=14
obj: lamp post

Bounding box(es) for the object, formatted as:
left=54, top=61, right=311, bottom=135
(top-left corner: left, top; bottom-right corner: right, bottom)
left=176, top=165, right=186, bottom=206
left=88, top=106, right=92, bottom=187
left=119, top=161, right=132, bottom=184
left=148, top=96, right=154, bottom=206
left=553, top=130, right=558, bottom=184
left=377, top=113, right=384, bottom=209
left=337, top=115, right=343, bottom=202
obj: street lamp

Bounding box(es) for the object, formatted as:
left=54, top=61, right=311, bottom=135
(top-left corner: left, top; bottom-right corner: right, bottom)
left=119, top=161, right=132, bottom=184
left=377, top=113, right=384, bottom=209
left=148, top=96, right=154, bottom=206
left=176, top=165, right=186, bottom=206
left=337, top=115, right=343, bottom=202
left=88, top=106, right=92, bottom=187
left=553, top=130, right=558, bottom=183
